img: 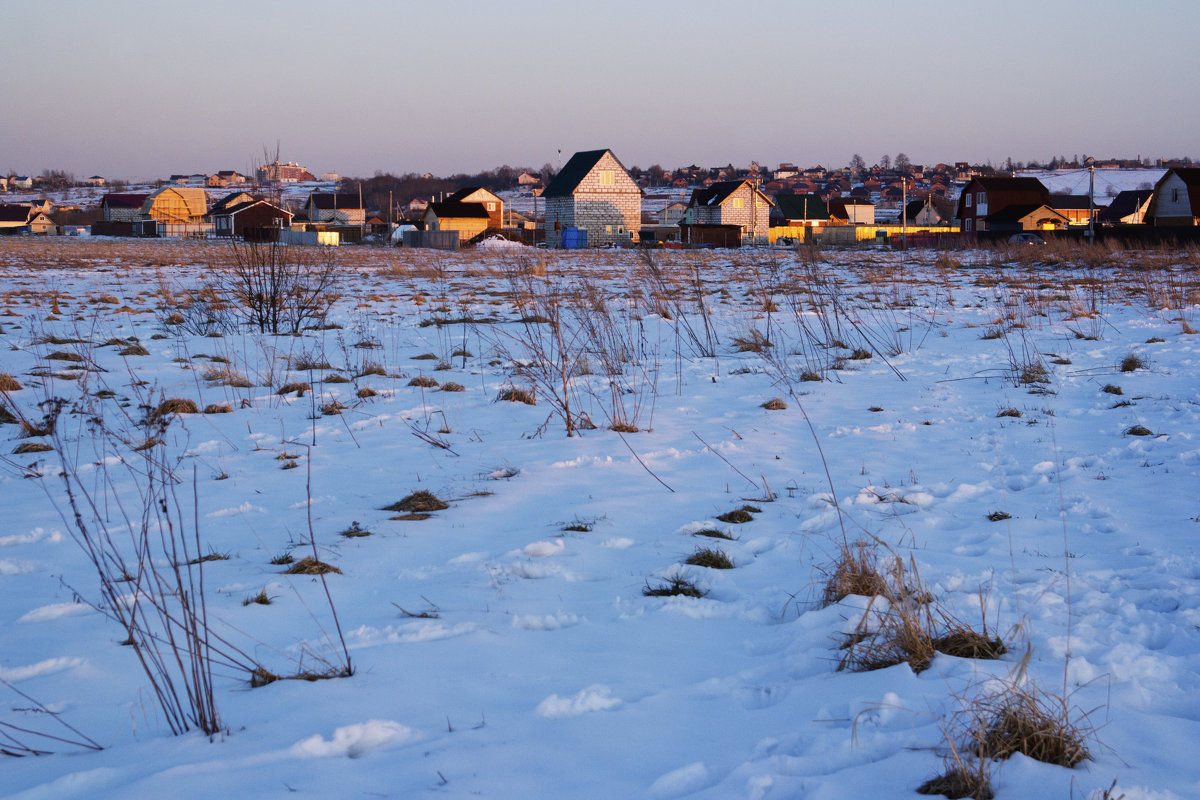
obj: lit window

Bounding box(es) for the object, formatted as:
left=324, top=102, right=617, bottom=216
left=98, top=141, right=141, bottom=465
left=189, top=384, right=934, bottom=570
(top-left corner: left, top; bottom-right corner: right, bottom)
left=606, top=225, right=612, bottom=234
left=733, top=198, right=744, bottom=209
left=600, top=170, right=614, bottom=186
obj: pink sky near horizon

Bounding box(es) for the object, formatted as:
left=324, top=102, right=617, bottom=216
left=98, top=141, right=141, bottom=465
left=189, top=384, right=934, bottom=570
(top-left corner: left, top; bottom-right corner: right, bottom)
left=2, top=0, right=1195, bottom=181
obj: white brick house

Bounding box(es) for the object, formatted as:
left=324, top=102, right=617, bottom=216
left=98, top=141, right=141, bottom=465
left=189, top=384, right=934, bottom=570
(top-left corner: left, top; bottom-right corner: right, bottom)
left=543, top=149, right=642, bottom=247
left=684, top=180, right=773, bottom=243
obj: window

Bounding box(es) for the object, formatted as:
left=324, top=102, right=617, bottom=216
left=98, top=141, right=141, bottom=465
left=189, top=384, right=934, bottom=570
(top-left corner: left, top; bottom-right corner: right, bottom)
left=599, top=170, right=614, bottom=186
left=487, top=202, right=495, bottom=211
left=733, top=198, right=744, bottom=209
left=977, top=192, right=984, bottom=204
left=1172, top=188, right=1180, bottom=203
left=755, top=200, right=763, bottom=208
left=966, top=194, right=972, bottom=207
left=606, top=225, right=612, bottom=234
left=965, top=219, right=972, bottom=231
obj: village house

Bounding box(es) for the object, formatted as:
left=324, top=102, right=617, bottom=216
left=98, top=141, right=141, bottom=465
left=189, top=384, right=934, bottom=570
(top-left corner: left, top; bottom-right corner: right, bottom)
left=137, top=187, right=209, bottom=236
left=1145, top=168, right=1200, bottom=226
left=903, top=195, right=957, bottom=227
left=444, top=186, right=504, bottom=228
left=827, top=197, right=875, bottom=225
left=422, top=201, right=492, bottom=243
left=982, top=203, right=1070, bottom=232
left=257, top=160, right=315, bottom=183
left=956, top=176, right=1049, bottom=233
left=0, top=204, right=55, bottom=235
left=773, top=193, right=830, bottom=227
left=101, top=193, right=150, bottom=222
left=1049, top=195, right=1105, bottom=225
left=209, top=197, right=292, bottom=239
left=543, top=149, right=642, bottom=248
left=85, top=175, right=106, bottom=187
left=1097, top=190, right=1154, bottom=225
left=303, top=193, right=366, bottom=225
left=680, top=180, right=773, bottom=245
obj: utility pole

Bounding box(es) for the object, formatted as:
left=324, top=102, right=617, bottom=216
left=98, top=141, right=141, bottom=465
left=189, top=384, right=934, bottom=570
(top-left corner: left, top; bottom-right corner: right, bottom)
left=1086, top=157, right=1096, bottom=241
left=901, top=177, right=907, bottom=250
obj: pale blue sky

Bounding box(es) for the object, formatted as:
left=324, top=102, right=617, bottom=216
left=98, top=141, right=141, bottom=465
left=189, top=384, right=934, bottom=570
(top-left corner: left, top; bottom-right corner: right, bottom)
left=3, top=0, right=1195, bottom=180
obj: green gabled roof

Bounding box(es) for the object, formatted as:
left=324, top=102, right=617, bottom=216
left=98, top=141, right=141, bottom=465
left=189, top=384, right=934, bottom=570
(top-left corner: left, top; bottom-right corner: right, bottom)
left=774, top=193, right=828, bottom=221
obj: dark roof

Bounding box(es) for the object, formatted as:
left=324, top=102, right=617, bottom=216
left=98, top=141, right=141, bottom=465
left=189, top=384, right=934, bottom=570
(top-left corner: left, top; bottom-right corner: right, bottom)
left=102, top=192, right=149, bottom=208
left=1097, top=189, right=1154, bottom=223
left=543, top=149, right=619, bottom=197
left=687, top=181, right=746, bottom=208
left=903, top=199, right=925, bottom=222
left=773, top=193, right=829, bottom=221
left=0, top=204, right=30, bottom=223
left=209, top=191, right=258, bottom=215
left=212, top=199, right=291, bottom=218
left=427, top=201, right=491, bottom=219
left=445, top=186, right=499, bottom=203
left=307, top=193, right=362, bottom=210
left=985, top=203, right=1064, bottom=224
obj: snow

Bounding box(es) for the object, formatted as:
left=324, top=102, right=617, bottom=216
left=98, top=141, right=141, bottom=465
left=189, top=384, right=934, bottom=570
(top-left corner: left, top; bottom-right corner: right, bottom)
left=0, top=240, right=1198, bottom=799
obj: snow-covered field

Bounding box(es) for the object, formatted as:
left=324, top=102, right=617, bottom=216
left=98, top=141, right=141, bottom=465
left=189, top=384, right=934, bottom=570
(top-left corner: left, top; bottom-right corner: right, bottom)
left=0, top=239, right=1197, bottom=799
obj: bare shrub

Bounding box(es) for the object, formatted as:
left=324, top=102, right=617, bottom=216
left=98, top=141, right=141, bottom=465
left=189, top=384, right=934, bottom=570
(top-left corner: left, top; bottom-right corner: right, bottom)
left=219, top=240, right=339, bottom=334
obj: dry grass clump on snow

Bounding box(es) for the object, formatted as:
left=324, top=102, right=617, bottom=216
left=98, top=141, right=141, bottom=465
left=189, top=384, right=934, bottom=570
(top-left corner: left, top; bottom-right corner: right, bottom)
left=277, top=382, right=310, bottom=396
left=685, top=547, right=734, bottom=569
left=822, top=540, right=890, bottom=605
left=761, top=397, right=787, bottom=410
left=642, top=575, right=706, bottom=598
left=716, top=505, right=760, bottom=524
left=150, top=397, right=199, bottom=420
left=0, top=373, right=22, bottom=391
left=495, top=384, right=536, bottom=405
left=284, top=557, right=342, bottom=575
left=408, top=375, right=439, bottom=388
left=383, top=490, right=449, bottom=513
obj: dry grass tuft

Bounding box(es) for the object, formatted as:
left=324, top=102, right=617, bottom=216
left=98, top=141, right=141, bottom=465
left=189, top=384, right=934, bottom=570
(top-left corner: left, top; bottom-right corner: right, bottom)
left=408, top=375, right=439, bottom=388
left=986, top=511, right=1012, bottom=522
left=732, top=329, right=772, bottom=352
left=277, top=382, right=310, bottom=396
left=916, top=765, right=993, bottom=800
left=202, top=366, right=253, bottom=387
left=685, top=547, right=734, bottom=569
left=1100, top=383, right=1122, bottom=395
left=642, top=576, right=706, bottom=598
left=716, top=505, right=760, bottom=524
left=46, top=350, right=84, bottom=363
left=968, top=685, right=1092, bottom=768
left=383, top=490, right=449, bottom=513
left=284, top=557, right=342, bottom=575
left=996, top=407, right=1021, bottom=418
left=203, top=403, right=233, bottom=414
left=761, top=397, right=787, bottom=410
left=1124, top=424, right=1153, bottom=437
left=152, top=397, right=199, bottom=419
left=13, top=441, right=53, bottom=454
left=118, top=344, right=149, bottom=356
left=440, top=382, right=465, bottom=392
left=822, top=540, right=890, bottom=605
left=495, top=385, right=536, bottom=405
left=692, top=528, right=734, bottom=540
left=339, top=521, right=371, bottom=538
left=356, top=387, right=377, bottom=398
left=1119, top=352, right=1145, bottom=372
left=0, top=373, right=22, bottom=391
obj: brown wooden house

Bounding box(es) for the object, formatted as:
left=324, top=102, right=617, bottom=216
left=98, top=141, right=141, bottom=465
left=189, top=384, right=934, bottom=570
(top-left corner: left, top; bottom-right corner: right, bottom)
left=210, top=198, right=292, bottom=239
left=956, top=177, right=1049, bottom=233
left=445, top=187, right=504, bottom=228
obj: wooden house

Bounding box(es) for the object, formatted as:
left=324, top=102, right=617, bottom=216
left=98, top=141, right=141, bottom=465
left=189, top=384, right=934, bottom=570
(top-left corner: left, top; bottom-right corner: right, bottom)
left=1145, top=168, right=1200, bottom=226
left=681, top=180, right=773, bottom=244
left=422, top=201, right=492, bottom=243
left=142, top=187, right=208, bottom=224
left=983, top=203, right=1069, bottom=232
left=1049, top=195, right=1104, bottom=225
left=956, top=177, right=1049, bottom=232
left=543, top=149, right=642, bottom=248
left=210, top=198, right=292, bottom=239
left=445, top=187, right=504, bottom=228
left=903, top=195, right=957, bottom=226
